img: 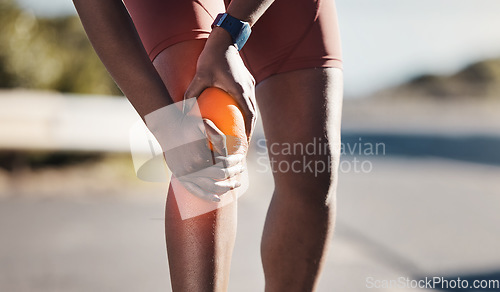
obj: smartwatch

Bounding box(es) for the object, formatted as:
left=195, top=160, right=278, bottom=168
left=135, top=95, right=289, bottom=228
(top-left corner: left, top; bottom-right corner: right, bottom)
left=211, top=13, right=251, bottom=51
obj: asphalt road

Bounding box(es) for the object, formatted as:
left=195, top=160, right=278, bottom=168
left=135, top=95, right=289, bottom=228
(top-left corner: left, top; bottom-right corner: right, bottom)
left=1, top=156, right=499, bottom=292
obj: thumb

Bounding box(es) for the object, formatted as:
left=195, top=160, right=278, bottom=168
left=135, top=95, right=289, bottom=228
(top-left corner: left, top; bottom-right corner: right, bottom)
left=184, top=75, right=210, bottom=113
left=202, top=119, right=228, bottom=157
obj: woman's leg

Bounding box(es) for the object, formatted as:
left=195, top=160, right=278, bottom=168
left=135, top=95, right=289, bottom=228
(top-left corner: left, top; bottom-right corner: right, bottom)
left=256, top=67, right=343, bottom=291
left=153, top=40, right=237, bottom=292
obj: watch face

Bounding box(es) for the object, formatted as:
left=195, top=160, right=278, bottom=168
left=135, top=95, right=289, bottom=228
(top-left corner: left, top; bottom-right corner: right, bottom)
left=212, top=13, right=227, bottom=28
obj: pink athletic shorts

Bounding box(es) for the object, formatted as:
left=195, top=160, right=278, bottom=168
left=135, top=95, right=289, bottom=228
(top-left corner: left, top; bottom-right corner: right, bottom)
left=123, top=0, right=342, bottom=83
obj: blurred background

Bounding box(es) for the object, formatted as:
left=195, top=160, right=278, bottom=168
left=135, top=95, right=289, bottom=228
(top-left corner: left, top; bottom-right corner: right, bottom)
left=1, top=0, right=499, bottom=291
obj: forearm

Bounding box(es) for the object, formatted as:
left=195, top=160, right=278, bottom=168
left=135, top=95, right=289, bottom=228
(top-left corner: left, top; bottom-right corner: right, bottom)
left=226, top=0, right=276, bottom=27
left=73, top=0, right=173, bottom=119
left=204, top=0, right=275, bottom=53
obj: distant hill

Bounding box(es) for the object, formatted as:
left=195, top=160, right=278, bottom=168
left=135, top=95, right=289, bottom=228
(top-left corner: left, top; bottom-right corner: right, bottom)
left=375, top=58, right=500, bottom=100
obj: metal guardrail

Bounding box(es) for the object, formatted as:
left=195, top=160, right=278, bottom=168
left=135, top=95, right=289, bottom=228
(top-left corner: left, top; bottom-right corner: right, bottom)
left=0, top=90, right=140, bottom=152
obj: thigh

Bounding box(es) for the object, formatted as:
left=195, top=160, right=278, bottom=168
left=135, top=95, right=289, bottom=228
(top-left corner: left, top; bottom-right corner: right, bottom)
left=123, top=0, right=224, bottom=62
left=242, top=0, right=343, bottom=83
left=152, top=40, right=206, bottom=103
left=123, top=0, right=223, bottom=100
left=256, top=67, right=343, bottom=195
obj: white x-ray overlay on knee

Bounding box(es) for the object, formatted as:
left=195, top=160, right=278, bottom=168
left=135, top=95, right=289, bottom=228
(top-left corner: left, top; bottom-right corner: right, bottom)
left=129, top=97, right=249, bottom=219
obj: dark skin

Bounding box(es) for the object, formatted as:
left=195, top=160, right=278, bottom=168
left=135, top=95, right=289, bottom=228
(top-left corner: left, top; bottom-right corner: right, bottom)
left=72, top=0, right=275, bottom=131
left=73, top=0, right=343, bottom=290
left=72, top=0, right=273, bottom=200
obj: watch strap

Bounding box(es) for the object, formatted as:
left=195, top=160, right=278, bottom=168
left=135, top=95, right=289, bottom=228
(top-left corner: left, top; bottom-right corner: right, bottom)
left=212, top=13, right=251, bottom=51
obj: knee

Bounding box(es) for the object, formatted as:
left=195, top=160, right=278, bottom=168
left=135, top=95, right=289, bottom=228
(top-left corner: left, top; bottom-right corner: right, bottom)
left=271, top=154, right=338, bottom=207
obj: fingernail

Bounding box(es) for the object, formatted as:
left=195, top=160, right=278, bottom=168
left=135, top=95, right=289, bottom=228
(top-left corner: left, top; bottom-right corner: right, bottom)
left=229, top=181, right=242, bottom=189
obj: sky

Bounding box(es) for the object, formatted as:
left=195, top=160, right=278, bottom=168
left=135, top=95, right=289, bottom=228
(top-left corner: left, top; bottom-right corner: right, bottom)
left=15, top=0, right=500, bottom=97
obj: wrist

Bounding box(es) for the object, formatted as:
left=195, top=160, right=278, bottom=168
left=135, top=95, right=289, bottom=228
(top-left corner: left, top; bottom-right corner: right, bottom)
left=210, top=13, right=251, bottom=51
left=205, top=27, right=238, bottom=52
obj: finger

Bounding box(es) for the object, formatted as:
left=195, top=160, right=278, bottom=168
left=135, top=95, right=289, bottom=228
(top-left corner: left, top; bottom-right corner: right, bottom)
left=247, top=111, right=257, bottom=143
left=218, top=164, right=245, bottom=180
left=247, top=92, right=257, bottom=140
left=215, top=153, right=245, bottom=169
left=181, top=97, right=198, bottom=116
left=180, top=175, right=241, bottom=195
left=179, top=180, right=221, bottom=202
left=184, top=74, right=210, bottom=113
left=195, top=176, right=241, bottom=194
left=203, top=119, right=228, bottom=157
left=189, top=162, right=245, bottom=181
left=226, top=87, right=256, bottom=139
left=215, top=179, right=242, bottom=190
